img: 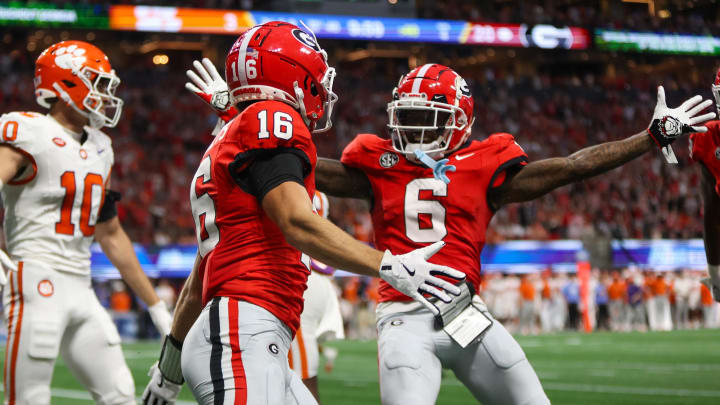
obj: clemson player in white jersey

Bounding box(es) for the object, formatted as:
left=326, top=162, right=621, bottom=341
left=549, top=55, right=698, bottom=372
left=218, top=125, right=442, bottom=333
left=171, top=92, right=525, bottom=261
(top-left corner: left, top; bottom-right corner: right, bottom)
left=0, top=41, right=172, bottom=405
left=289, top=191, right=345, bottom=402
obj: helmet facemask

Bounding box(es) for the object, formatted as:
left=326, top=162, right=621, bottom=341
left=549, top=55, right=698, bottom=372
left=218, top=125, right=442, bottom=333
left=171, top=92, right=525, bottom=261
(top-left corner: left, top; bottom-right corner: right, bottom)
left=387, top=94, right=468, bottom=158
left=303, top=65, right=337, bottom=133
left=79, top=67, right=123, bottom=129
left=713, top=82, right=720, bottom=115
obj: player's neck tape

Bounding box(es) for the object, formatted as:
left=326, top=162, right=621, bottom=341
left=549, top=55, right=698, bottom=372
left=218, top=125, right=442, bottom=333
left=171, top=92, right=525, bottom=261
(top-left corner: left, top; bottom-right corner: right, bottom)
left=158, top=334, right=184, bottom=384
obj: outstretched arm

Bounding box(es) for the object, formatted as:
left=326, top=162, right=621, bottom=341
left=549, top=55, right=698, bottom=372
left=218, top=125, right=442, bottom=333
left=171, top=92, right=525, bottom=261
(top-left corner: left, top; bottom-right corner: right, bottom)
left=490, top=132, right=653, bottom=208
left=490, top=86, right=715, bottom=210
left=316, top=157, right=373, bottom=200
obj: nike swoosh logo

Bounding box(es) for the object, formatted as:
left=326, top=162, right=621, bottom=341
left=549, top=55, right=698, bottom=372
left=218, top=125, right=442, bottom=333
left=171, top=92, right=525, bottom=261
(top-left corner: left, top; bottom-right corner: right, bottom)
left=455, top=153, right=475, bottom=161
left=402, top=264, right=415, bottom=276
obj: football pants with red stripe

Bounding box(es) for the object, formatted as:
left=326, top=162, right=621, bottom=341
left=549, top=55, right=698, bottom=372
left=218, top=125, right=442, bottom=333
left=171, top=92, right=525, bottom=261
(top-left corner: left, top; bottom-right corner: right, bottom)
left=182, top=297, right=318, bottom=405
left=2, top=260, right=134, bottom=405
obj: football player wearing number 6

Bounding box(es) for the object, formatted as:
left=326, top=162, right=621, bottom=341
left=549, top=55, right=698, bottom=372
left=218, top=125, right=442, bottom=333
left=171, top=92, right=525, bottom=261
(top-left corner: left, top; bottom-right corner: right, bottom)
left=314, top=64, right=716, bottom=405
left=141, top=22, right=466, bottom=405
left=0, top=41, right=172, bottom=405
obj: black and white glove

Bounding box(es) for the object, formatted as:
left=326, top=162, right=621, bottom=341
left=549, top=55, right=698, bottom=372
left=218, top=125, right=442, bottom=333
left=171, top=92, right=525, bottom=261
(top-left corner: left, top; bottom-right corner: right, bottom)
left=379, top=241, right=466, bottom=315
left=647, top=86, right=715, bottom=163
left=142, top=335, right=184, bottom=405
left=185, top=58, right=239, bottom=123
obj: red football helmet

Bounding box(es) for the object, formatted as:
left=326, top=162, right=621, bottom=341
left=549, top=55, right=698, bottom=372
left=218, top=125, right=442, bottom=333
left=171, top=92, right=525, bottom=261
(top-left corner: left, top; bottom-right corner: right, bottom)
left=225, top=21, right=337, bottom=133
left=712, top=67, right=720, bottom=114
left=34, top=41, right=123, bottom=129
left=388, top=64, right=474, bottom=157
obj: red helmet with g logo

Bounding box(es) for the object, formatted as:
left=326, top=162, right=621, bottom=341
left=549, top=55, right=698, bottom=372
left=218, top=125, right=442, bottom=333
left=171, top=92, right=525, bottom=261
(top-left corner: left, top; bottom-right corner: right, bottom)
left=388, top=64, right=474, bottom=157
left=34, top=41, right=123, bottom=129
left=225, top=21, right=337, bottom=133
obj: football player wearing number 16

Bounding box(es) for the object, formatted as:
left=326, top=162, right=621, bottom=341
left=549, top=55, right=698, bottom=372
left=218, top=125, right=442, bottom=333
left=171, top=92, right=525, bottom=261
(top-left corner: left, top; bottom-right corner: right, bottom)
left=314, top=64, right=716, bottom=405
left=0, top=41, right=173, bottom=405
left=141, top=22, right=465, bottom=405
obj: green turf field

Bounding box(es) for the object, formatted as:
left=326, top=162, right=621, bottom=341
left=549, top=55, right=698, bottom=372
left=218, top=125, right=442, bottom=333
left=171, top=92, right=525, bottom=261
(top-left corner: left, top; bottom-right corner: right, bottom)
left=2, top=329, right=719, bottom=404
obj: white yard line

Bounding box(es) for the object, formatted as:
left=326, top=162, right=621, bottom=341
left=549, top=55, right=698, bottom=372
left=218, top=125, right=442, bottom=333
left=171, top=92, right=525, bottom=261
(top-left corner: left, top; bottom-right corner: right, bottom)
left=544, top=382, right=720, bottom=398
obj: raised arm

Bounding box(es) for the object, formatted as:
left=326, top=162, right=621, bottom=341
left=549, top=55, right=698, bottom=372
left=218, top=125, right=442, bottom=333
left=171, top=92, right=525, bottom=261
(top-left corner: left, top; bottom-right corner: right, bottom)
left=316, top=157, right=373, bottom=200
left=490, top=86, right=715, bottom=210
left=490, top=132, right=652, bottom=208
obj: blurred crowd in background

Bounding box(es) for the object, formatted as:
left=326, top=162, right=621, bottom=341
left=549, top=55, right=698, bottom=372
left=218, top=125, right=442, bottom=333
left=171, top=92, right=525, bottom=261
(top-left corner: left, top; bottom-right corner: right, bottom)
left=0, top=47, right=714, bottom=245
left=95, top=268, right=720, bottom=340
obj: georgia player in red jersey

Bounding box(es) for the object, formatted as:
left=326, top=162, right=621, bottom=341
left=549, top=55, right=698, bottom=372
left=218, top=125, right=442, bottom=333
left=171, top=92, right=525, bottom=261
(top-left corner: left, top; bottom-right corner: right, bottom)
left=314, top=64, right=715, bottom=405
left=689, top=67, right=720, bottom=302
left=141, top=23, right=466, bottom=405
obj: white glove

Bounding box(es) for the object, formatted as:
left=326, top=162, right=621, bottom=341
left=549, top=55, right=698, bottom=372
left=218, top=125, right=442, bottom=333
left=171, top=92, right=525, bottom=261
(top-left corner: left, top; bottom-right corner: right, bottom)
left=148, top=301, right=173, bottom=337
left=185, top=58, right=238, bottom=122
left=142, top=362, right=182, bottom=405
left=379, top=241, right=466, bottom=316
left=701, top=264, right=720, bottom=303
left=0, top=249, right=16, bottom=286
left=647, top=86, right=716, bottom=163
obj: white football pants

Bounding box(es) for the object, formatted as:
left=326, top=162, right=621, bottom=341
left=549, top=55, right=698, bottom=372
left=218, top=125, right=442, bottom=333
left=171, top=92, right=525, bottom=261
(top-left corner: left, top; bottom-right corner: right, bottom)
left=377, top=302, right=549, bottom=405
left=3, top=260, right=135, bottom=405
left=289, top=271, right=344, bottom=379
left=182, top=297, right=318, bottom=405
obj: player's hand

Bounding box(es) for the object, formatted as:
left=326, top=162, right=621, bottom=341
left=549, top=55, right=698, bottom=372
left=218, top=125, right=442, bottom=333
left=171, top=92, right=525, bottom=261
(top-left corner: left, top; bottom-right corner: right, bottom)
left=142, top=362, right=182, bottom=405
left=647, top=86, right=715, bottom=163
left=148, top=301, right=173, bottom=337
left=185, top=58, right=239, bottom=122
left=0, top=250, right=17, bottom=286
left=379, top=241, right=466, bottom=316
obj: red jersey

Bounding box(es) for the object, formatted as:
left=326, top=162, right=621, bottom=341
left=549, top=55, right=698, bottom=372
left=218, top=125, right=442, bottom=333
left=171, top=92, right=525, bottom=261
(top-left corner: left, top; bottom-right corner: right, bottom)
left=190, top=100, right=316, bottom=333
left=341, top=133, right=527, bottom=302
left=690, top=120, right=720, bottom=196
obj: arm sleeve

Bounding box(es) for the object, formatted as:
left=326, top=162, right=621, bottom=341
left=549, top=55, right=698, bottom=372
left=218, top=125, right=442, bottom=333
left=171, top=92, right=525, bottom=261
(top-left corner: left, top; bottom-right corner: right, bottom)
left=487, top=133, right=529, bottom=191
left=0, top=112, right=46, bottom=185
left=97, top=190, right=122, bottom=223
left=231, top=150, right=308, bottom=202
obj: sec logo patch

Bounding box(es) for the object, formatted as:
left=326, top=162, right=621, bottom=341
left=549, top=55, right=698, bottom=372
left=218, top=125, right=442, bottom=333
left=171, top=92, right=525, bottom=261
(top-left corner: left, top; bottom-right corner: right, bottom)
left=379, top=152, right=399, bottom=168
left=37, top=279, right=54, bottom=297
left=715, top=146, right=720, bottom=160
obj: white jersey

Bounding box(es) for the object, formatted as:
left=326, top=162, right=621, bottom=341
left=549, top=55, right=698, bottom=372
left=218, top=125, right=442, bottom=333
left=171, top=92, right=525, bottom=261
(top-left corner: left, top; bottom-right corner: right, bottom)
left=0, top=111, right=113, bottom=275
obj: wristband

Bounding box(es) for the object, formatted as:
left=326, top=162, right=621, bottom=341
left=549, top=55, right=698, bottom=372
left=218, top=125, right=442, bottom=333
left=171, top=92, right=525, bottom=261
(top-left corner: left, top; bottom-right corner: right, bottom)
left=158, top=334, right=184, bottom=384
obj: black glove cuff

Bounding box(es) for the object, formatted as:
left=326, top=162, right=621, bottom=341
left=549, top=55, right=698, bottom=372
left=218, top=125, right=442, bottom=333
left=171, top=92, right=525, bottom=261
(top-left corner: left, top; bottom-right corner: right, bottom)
left=158, top=334, right=184, bottom=385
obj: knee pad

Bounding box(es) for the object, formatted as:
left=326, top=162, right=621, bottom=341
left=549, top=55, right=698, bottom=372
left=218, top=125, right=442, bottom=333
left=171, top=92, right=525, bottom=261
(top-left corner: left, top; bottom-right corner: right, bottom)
left=95, top=366, right=135, bottom=405
left=481, top=323, right=526, bottom=370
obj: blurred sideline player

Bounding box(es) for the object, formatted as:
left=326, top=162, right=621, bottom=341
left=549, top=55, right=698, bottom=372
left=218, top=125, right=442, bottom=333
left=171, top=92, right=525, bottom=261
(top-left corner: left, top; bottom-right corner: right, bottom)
left=689, top=67, right=720, bottom=302
left=288, top=191, right=345, bottom=402
left=141, top=22, right=465, bottom=405
left=314, top=64, right=715, bottom=404
left=0, top=41, right=172, bottom=405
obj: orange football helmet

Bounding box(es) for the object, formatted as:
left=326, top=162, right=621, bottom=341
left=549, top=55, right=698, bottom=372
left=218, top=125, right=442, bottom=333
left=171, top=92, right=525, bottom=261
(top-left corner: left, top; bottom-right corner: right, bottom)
left=34, top=41, right=123, bottom=129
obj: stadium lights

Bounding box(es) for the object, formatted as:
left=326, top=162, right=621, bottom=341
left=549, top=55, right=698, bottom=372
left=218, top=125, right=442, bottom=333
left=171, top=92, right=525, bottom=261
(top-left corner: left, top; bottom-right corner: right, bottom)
left=152, top=54, right=169, bottom=65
